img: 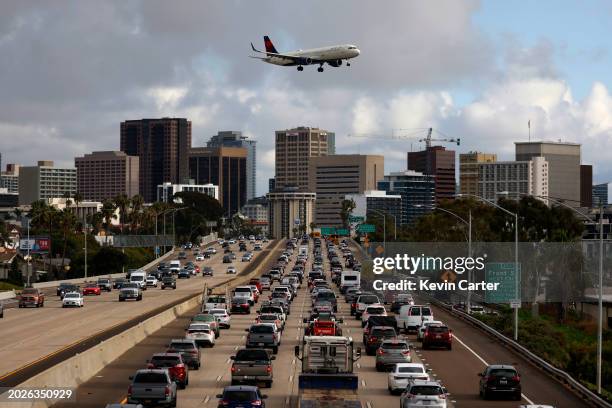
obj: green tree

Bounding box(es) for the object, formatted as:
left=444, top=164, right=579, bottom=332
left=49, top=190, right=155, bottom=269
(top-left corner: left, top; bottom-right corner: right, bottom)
left=340, top=199, right=356, bottom=228
left=173, top=192, right=224, bottom=241
left=89, top=246, right=128, bottom=276
left=113, top=194, right=131, bottom=233
left=100, top=200, right=117, bottom=239
left=57, top=208, right=77, bottom=277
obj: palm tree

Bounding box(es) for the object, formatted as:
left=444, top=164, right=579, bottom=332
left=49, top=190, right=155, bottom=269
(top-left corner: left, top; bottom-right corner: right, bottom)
left=58, top=208, right=77, bottom=277
left=88, top=212, right=104, bottom=235
left=340, top=199, right=356, bottom=228
left=130, top=195, right=145, bottom=233
left=72, top=192, right=83, bottom=226
left=100, top=200, right=117, bottom=242
left=113, top=194, right=130, bottom=234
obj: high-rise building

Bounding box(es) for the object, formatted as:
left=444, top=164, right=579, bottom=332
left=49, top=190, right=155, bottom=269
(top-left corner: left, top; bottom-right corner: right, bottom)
left=207, top=131, right=257, bottom=200
left=408, top=146, right=456, bottom=203
left=267, top=187, right=316, bottom=239
left=120, top=118, right=192, bottom=202
left=580, top=165, right=593, bottom=208
left=378, top=170, right=436, bottom=224
left=515, top=141, right=580, bottom=204
left=275, top=127, right=330, bottom=191
left=157, top=181, right=218, bottom=203
left=345, top=190, right=402, bottom=226
left=593, top=183, right=610, bottom=206
left=268, top=178, right=276, bottom=193
left=0, top=164, right=20, bottom=194
left=308, top=154, right=384, bottom=227
left=19, top=161, right=76, bottom=205
left=478, top=157, right=548, bottom=203
left=75, top=151, right=139, bottom=201
left=188, top=146, right=247, bottom=216
left=459, top=152, right=497, bottom=196
left=327, top=132, right=336, bottom=155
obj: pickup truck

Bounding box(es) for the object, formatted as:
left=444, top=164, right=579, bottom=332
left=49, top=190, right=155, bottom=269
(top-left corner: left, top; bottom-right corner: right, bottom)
left=19, top=288, right=45, bottom=308
left=245, top=323, right=280, bottom=354
left=230, top=348, right=276, bottom=387
left=127, top=369, right=177, bottom=407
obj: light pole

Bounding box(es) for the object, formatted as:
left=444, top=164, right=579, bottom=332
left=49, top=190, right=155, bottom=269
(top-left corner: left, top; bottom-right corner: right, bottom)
left=367, top=209, right=387, bottom=254
left=459, top=193, right=520, bottom=341
left=24, top=213, right=43, bottom=287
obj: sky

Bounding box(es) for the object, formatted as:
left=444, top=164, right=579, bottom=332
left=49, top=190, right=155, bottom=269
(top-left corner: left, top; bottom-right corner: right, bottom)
left=2, top=0, right=612, bottom=197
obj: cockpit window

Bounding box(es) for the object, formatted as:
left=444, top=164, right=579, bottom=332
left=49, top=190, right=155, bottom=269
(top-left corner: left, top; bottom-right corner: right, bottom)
left=348, top=46, right=357, bottom=49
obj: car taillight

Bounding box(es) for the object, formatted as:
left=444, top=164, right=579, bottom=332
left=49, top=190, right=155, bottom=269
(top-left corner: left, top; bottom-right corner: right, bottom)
left=220, top=400, right=229, bottom=406
left=266, top=365, right=272, bottom=373
left=251, top=400, right=262, bottom=406
left=408, top=393, right=416, bottom=399
left=351, top=302, right=356, bottom=308
left=439, top=392, right=447, bottom=399
left=377, top=349, right=385, bottom=355
left=272, top=334, right=277, bottom=341
left=164, top=386, right=170, bottom=396
left=401, top=349, right=410, bottom=355
left=231, top=365, right=236, bottom=373
left=369, top=336, right=377, bottom=343
left=511, top=375, right=520, bottom=382
left=146, top=363, right=154, bottom=369
left=127, top=385, right=132, bottom=396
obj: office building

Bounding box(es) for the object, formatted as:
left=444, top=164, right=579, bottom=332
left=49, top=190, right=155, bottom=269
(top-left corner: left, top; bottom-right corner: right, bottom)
left=275, top=127, right=330, bottom=191
left=580, top=165, right=593, bottom=208
left=515, top=141, right=580, bottom=204
left=478, top=157, right=548, bottom=203
left=120, top=118, right=192, bottom=202
left=207, top=131, right=257, bottom=200
left=378, top=170, right=436, bottom=224
left=408, top=146, right=456, bottom=203
left=48, top=198, right=119, bottom=225
left=75, top=151, right=139, bottom=202
left=188, top=146, right=247, bottom=216
left=593, top=183, right=610, bottom=206
left=459, top=152, right=497, bottom=196
left=19, top=161, right=76, bottom=205
left=308, top=154, right=384, bottom=227
left=345, top=190, right=402, bottom=225
left=241, top=196, right=269, bottom=223
left=157, top=181, right=219, bottom=203
left=267, top=188, right=316, bottom=239
left=268, top=178, right=276, bottom=193
left=0, top=164, right=20, bottom=194
left=0, top=188, right=18, bottom=207
left=327, top=132, right=336, bottom=154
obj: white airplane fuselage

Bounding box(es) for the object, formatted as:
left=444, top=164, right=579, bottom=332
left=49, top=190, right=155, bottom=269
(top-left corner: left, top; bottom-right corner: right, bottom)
left=264, top=44, right=360, bottom=66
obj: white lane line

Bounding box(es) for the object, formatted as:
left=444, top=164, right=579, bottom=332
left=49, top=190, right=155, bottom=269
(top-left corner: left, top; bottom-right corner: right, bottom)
left=453, top=334, right=535, bottom=405
left=225, top=358, right=231, bottom=364
left=361, top=379, right=367, bottom=388
left=289, top=374, right=294, bottom=383
left=216, top=374, right=223, bottom=382
left=284, top=396, right=290, bottom=407
left=292, top=358, right=296, bottom=365
left=366, top=402, right=373, bottom=408
left=204, top=395, right=210, bottom=404
left=356, top=363, right=361, bottom=369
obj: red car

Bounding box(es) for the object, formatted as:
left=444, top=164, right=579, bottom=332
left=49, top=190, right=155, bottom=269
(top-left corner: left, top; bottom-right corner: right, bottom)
left=249, top=278, right=262, bottom=293
left=422, top=324, right=453, bottom=350
left=82, top=283, right=101, bottom=296
left=147, top=353, right=189, bottom=389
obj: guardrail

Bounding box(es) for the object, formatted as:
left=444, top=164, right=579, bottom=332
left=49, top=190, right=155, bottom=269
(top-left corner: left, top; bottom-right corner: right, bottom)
left=422, top=293, right=612, bottom=408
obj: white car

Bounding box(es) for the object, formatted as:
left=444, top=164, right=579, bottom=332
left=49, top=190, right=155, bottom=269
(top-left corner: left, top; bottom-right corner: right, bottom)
left=228, top=239, right=236, bottom=244
left=62, top=292, right=84, bottom=308
left=417, top=320, right=444, bottom=341
left=146, top=276, right=158, bottom=287
left=185, top=323, right=215, bottom=347
left=361, top=304, right=387, bottom=327
left=388, top=363, right=430, bottom=395
left=208, top=308, right=231, bottom=328
left=227, top=265, right=237, bottom=274
left=206, top=247, right=217, bottom=255
left=400, top=380, right=447, bottom=408
left=195, top=254, right=205, bottom=261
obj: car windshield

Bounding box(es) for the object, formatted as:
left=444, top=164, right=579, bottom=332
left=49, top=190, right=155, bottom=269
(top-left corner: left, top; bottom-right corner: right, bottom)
left=169, top=342, right=195, bottom=350
left=133, top=372, right=168, bottom=383
left=210, top=309, right=226, bottom=315
left=250, top=325, right=274, bottom=333
left=208, top=296, right=225, bottom=303
left=193, top=315, right=214, bottom=321
left=150, top=357, right=180, bottom=366
left=382, top=342, right=408, bottom=349
left=490, top=368, right=518, bottom=377
left=235, top=349, right=269, bottom=361
left=260, top=315, right=277, bottom=321
left=360, top=295, right=378, bottom=303
left=235, top=288, right=250, bottom=293
left=367, top=307, right=385, bottom=314
left=422, top=307, right=432, bottom=316
left=398, top=366, right=424, bottom=373
left=22, top=289, right=38, bottom=295
left=317, top=292, right=335, bottom=300
left=428, top=326, right=449, bottom=334
left=131, top=276, right=144, bottom=281
left=372, top=328, right=396, bottom=337
left=224, top=391, right=258, bottom=402
left=410, top=385, right=443, bottom=395
left=188, top=329, right=210, bottom=334
left=65, top=293, right=79, bottom=298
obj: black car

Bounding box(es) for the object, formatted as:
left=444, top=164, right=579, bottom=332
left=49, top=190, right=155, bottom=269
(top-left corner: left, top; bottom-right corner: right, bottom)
left=161, top=276, right=177, bottom=289
left=113, top=278, right=128, bottom=289
left=178, top=252, right=187, bottom=259
left=479, top=364, right=522, bottom=400
left=178, top=269, right=191, bottom=279
left=231, top=297, right=251, bottom=314
left=57, top=283, right=79, bottom=297
left=202, top=267, right=213, bottom=276
left=166, top=339, right=200, bottom=370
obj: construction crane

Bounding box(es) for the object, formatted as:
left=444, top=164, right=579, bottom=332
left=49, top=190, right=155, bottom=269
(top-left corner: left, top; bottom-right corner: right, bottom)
left=347, top=127, right=460, bottom=149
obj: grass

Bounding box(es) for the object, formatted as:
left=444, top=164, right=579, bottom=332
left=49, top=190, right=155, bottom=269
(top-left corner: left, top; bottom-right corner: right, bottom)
left=0, top=281, right=23, bottom=291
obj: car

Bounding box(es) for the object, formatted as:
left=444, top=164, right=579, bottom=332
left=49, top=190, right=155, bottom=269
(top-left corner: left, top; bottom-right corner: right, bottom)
left=354, top=294, right=379, bottom=318
left=231, top=348, right=275, bottom=387
left=272, top=286, right=292, bottom=302
left=191, top=313, right=221, bottom=338
left=97, top=278, right=112, bottom=292
left=166, top=339, right=201, bottom=370
left=178, top=251, right=187, bottom=259
left=185, top=323, right=216, bottom=347
left=388, top=363, right=430, bottom=395
left=478, top=364, right=522, bottom=400
left=256, top=313, right=283, bottom=332
left=365, top=326, right=397, bottom=355
left=202, top=266, right=214, bottom=276
left=18, top=288, right=45, bottom=308
left=216, top=385, right=267, bottom=408
left=113, top=278, right=128, bottom=289
left=119, top=284, right=143, bottom=302
left=195, top=254, right=205, bottom=261
left=227, top=239, right=236, bottom=244
left=231, top=297, right=251, bottom=314
left=361, top=304, right=387, bottom=327
left=146, top=353, right=189, bottom=389
left=161, top=276, right=177, bottom=289
left=178, top=269, right=191, bottom=279
left=206, top=247, right=217, bottom=255
left=227, top=265, right=237, bottom=274
left=57, top=282, right=76, bottom=297
left=375, top=339, right=412, bottom=371
left=245, top=323, right=280, bottom=354
left=399, top=380, right=448, bottom=408
left=242, top=253, right=252, bottom=262
left=254, top=244, right=263, bottom=251
left=62, top=292, right=84, bottom=307
left=127, top=369, right=177, bottom=407
left=0, top=302, right=3, bottom=318
left=82, top=283, right=101, bottom=296
left=396, top=305, right=434, bottom=333
left=417, top=320, right=444, bottom=341
left=422, top=324, right=452, bottom=350
left=146, top=275, right=158, bottom=287
left=259, top=277, right=271, bottom=291
left=209, top=308, right=231, bottom=328
left=469, top=305, right=485, bottom=315
left=205, top=295, right=227, bottom=311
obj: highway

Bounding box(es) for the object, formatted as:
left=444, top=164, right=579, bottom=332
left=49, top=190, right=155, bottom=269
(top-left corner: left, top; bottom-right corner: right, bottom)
left=0, top=240, right=276, bottom=387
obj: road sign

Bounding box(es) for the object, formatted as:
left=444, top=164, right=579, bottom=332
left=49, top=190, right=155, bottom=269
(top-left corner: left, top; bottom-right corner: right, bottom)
left=336, top=228, right=349, bottom=236
left=19, top=236, right=50, bottom=253
left=485, top=262, right=521, bottom=304
left=321, top=227, right=336, bottom=235
left=510, top=300, right=522, bottom=309
left=205, top=221, right=217, bottom=227
left=357, top=224, right=376, bottom=233
left=348, top=215, right=365, bottom=223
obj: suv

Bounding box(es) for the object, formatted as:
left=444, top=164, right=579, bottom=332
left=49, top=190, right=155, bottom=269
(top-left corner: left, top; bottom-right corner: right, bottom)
left=478, top=364, right=522, bottom=400
left=19, top=288, right=45, bottom=308
left=365, top=326, right=397, bottom=355
left=97, top=278, right=112, bottom=292
left=375, top=339, right=412, bottom=371
left=245, top=323, right=280, bottom=354
left=146, top=353, right=189, bottom=389
left=231, top=348, right=275, bottom=387
left=119, top=283, right=143, bottom=301
left=400, top=380, right=448, bottom=408
left=161, top=276, right=177, bottom=289
left=166, top=339, right=201, bottom=370
left=235, top=286, right=255, bottom=305
left=354, top=294, right=379, bottom=318
left=216, top=386, right=267, bottom=408
left=127, top=369, right=177, bottom=407
left=422, top=324, right=452, bottom=350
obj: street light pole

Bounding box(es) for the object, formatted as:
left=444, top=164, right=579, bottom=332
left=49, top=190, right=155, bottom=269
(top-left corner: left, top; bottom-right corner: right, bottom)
left=597, top=203, right=603, bottom=394
left=367, top=209, right=388, bottom=254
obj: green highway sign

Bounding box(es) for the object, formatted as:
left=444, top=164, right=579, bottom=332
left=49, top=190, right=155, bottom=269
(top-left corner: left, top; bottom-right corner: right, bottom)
left=336, top=228, right=349, bottom=236
left=357, top=223, right=376, bottom=233
left=485, top=262, right=521, bottom=304
left=348, top=215, right=365, bottom=223
left=321, top=227, right=336, bottom=235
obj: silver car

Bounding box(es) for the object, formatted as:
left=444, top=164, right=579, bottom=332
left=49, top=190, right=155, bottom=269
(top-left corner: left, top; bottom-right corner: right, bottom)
left=400, top=380, right=448, bottom=408
left=375, top=339, right=412, bottom=371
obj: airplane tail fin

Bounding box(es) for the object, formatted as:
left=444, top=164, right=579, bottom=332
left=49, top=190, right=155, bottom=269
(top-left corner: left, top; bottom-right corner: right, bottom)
left=264, top=36, right=278, bottom=54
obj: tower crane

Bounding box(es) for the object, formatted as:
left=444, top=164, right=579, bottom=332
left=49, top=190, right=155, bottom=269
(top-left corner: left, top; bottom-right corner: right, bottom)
left=347, top=127, right=460, bottom=149
left=419, top=127, right=460, bottom=149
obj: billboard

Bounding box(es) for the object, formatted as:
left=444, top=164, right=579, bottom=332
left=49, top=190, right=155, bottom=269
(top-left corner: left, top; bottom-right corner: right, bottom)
left=19, top=236, right=50, bottom=253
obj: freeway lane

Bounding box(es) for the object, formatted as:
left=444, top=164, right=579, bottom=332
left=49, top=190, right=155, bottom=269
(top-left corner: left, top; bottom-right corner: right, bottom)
left=0, top=240, right=274, bottom=387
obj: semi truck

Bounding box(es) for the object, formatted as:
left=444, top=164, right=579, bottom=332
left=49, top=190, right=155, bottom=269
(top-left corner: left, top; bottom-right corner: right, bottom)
left=294, top=336, right=362, bottom=408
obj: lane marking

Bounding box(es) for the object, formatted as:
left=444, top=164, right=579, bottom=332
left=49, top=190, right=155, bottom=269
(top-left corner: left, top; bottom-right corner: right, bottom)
left=216, top=374, right=222, bottom=382
left=366, top=402, right=373, bottom=408
left=204, top=395, right=210, bottom=404
left=361, top=379, right=367, bottom=388
left=289, top=374, right=294, bottom=383
left=284, top=396, right=290, bottom=407
left=453, top=333, right=535, bottom=405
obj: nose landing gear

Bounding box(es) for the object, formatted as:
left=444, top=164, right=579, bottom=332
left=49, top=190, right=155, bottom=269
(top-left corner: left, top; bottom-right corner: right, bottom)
left=317, top=65, right=324, bottom=72
left=297, top=66, right=304, bottom=71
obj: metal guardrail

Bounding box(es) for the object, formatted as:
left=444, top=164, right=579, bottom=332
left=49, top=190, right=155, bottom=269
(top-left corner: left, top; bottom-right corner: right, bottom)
left=422, top=292, right=612, bottom=408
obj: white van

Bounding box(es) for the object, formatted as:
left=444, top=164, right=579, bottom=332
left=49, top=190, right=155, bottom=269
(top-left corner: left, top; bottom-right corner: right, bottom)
left=396, top=304, right=434, bottom=332
left=169, top=260, right=181, bottom=274
left=340, top=270, right=360, bottom=293
left=129, top=271, right=147, bottom=290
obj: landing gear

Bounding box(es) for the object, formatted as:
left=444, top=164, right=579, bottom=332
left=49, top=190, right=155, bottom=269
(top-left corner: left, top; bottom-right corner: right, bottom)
left=347, top=61, right=351, bottom=66
left=317, top=65, right=324, bottom=72
left=297, top=66, right=304, bottom=71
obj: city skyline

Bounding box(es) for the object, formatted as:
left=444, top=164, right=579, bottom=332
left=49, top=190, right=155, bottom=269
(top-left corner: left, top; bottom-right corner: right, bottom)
left=2, top=1, right=612, bottom=196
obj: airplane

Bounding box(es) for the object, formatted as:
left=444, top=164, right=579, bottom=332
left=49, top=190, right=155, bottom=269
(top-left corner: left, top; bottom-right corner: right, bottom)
left=250, top=36, right=360, bottom=72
